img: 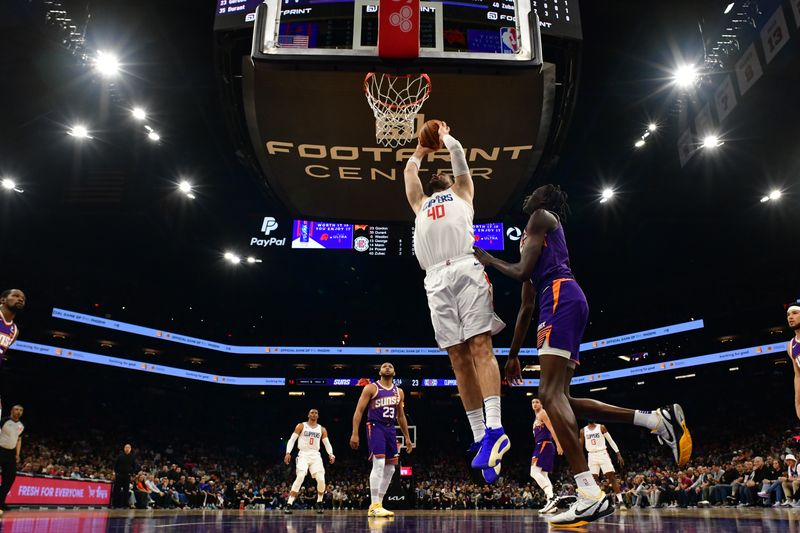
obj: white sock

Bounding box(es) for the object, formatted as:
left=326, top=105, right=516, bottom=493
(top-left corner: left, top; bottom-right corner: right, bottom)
left=287, top=495, right=296, bottom=505
left=378, top=464, right=396, bottom=500
left=574, top=471, right=603, bottom=499
left=633, top=410, right=660, bottom=431
left=484, top=396, right=502, bottom=429
left=467, top=408, right=486, bottom=442
left=370, top=458, right=385, bottom=505
left=530, top=465, right=553, bottom=499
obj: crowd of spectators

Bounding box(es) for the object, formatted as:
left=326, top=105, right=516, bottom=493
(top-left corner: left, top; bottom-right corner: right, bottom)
left=13, top=418, right=800, bottom=512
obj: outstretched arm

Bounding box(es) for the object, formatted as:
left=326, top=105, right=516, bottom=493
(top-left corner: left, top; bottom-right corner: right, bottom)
left=350, top=384, right=375, bottom=449
left=505, top=281, right=535, bottom=385
left=475, top=209, right=558, bottom=281
left=404, top=145, right=432, bottom=213
left=438, top=122, right=473, bottom=204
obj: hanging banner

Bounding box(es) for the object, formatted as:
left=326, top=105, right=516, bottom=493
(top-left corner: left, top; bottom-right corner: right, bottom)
left=677, top=127, right=695, bottom=168
left=735, top=43, right=763, bottom=96
left=760, top=6, right=790, bottom=63
left=714, top=75, right=738, bottom=124
left=694, top=103, right=714, bottom=137
left=792, top=0, right=800, bottom=28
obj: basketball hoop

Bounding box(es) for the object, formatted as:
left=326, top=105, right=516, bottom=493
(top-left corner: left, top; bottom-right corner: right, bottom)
left=364, top=72, right=431, bottom=148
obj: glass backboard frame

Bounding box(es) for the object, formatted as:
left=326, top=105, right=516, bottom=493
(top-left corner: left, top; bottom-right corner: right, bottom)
left=252, top=0, right=542, bottom=65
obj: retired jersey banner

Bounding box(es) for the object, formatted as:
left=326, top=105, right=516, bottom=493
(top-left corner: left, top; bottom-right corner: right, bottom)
left=735, top=44, right=763, bottom=96
left=4, top=476, right=112, bottom=505
left=760, top=6, right=790, bottom=63
left=791, top=0, right=800, bottom=28
left=694, top=103, right=714, bottom=137
left=714, top=75, right=737, bottom=124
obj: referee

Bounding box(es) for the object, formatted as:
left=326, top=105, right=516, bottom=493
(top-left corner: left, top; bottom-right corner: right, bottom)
left=0, top=404, right=24, bottom=514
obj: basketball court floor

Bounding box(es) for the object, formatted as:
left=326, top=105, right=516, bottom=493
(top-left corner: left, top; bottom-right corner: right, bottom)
left=0, top=508, right=798, bottom=532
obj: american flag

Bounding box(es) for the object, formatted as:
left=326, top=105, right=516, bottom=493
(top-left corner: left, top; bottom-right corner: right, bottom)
left=279, top=35, right=310, bottom=48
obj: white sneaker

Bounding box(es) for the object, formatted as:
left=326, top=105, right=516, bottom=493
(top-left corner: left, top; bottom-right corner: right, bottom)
left=546, top=493, right=615, bottom=527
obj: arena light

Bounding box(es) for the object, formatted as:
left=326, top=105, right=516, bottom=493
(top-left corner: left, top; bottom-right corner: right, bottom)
left=636, top=381, right=645, bottom=385
left=701, top=135, right=722, bottom=149
left=724, top=2, right=735, bottom=14
left=673, top=64, right=698, bottom=88
left=760, top=196, right=770, bottom=203
left=328, top=392, right=345, bottom=397
left=1, top=178, right=23, bottom=193
left=729, top=367, right=739, bottom=371
left=288, top=391, right=305, bottom=397
left=648, top=123, right=658, bottom=132
left=246, top=256, right=263, bottom=264
left=147, top=131, right=160, bottom=142
left=131, top=107, right=147, bottom=121
left=178, top=180, right=195, bottom=199
left=634, top=139, right=646, bottom=148
left=600, top=188, right=614, bottom=204
left=674, top=373, right=696, bottom=380
left=67, top=124, right=92, bottom=139
left=589, top=387, right=607, bottom=392
left=769, top=189, right=782, bottom=201
left=224, top=251, right=241, bottom=264
left=617, top=355, right=630, bottom=361
left=93, top=50, right=120, bottom=77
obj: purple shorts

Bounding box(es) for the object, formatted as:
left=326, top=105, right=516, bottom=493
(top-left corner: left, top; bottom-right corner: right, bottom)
left=536, top=278, right=589, bottom=364
left=532, top=440, right=556, bottom=473
left=367, top=421, right=398, bottom=461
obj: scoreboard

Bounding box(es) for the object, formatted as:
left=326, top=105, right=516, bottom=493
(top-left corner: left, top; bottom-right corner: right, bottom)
left=214, top=0, right=582, bottom=40
left=250, top=216, right=517, bottom=257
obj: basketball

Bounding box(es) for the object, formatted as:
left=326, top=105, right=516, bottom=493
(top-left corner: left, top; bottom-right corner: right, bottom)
left=419, top=120, right=443, bottom=150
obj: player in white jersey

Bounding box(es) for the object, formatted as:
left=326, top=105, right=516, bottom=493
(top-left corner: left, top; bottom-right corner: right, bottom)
left=580, top=421, right=624, bottom=504
left=404, top=121, right=507, bottom=482
left=283, top=409, right=335, bottom=514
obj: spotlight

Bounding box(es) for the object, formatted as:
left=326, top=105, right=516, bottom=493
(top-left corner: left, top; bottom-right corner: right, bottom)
left=600, top=188, right=614, bottom=204
left=132, top=107, right=147, bottom=121
left=724, top=2, right=735, bottom=14
left=634, top=139, right=646, bottom=148
left=648, top=123, right=657, bottom=132
left=230, top=255, right=241, bottom=264
left=68, top=124, right=91, bottom=139
left=224, top=252, right=234, bottom=260
left=147, top=131, right=160, bottom=142
left=1, top=178, right=14, bottom=191
left=178, top=180, right=192, bottom=193
left=673, top=64, right=698, bottom=88
left=701, top=135, right=722, bottom=149
left=760, top=196, right=769, bottom=203
left=93, top=50, right=120, bottom=77
left=769, top=189, right=782, bottom=201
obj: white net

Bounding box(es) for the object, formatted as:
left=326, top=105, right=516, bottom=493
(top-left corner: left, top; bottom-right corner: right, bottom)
left=364, top=73, right=431, bottom=148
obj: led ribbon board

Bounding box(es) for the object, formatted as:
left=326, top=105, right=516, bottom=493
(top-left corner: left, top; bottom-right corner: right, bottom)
left=51, top=308, right=703, bottom=356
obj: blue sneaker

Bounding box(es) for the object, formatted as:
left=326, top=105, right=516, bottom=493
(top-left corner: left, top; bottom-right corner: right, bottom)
left=471, top=427, right=510, bottom=469
left=482, top=463, right=502, bottom=484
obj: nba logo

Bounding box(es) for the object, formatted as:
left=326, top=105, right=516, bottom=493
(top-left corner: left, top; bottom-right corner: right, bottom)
left=500, top=27, right=518, bottom=53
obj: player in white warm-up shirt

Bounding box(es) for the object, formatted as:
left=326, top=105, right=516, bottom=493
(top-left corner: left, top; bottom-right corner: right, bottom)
left=581, top=422, right=624, bottom=503
left=404, top=121, right=507, bottom=482
left=283, top=409, right=335, bottom=514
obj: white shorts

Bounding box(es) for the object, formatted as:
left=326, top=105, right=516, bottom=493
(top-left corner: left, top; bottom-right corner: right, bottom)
left=588, top=451, right=615, bottom=475
left=296, top=453, right=325, bottom=477
left=423, top=255, right=505, bottom=349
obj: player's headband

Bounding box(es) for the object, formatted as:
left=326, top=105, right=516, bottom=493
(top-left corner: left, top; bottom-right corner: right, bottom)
left=789, top=305, right=800, bottom=313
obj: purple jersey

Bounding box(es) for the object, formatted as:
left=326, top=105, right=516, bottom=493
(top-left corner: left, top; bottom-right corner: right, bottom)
left=533, top=420, right=552, bottom=443
left=791, top=338, right=800, bottom=369
left=523, top=222, right=574, bottom=292
left=0, top=316, right=18, bottom=357
left=368, top=382, right=401, bottom=424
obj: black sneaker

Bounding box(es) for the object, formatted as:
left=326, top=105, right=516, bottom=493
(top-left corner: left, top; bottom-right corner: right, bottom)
left=315, top=501, right=324, bottom=514
left=654, top=404, right=692, bottom=466
left=284, top=504, right=293, bottom=515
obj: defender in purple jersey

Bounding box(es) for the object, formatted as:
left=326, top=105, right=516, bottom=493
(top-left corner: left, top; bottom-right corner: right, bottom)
left=530, top=398, right=563, bottom=514
left=787, top=305, right=800, bottom=420
left=0, top=289, right=25, bottom=418
left=350, top=362, right=412, bottom=517
left=475, top=185, right=692, bottom=527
